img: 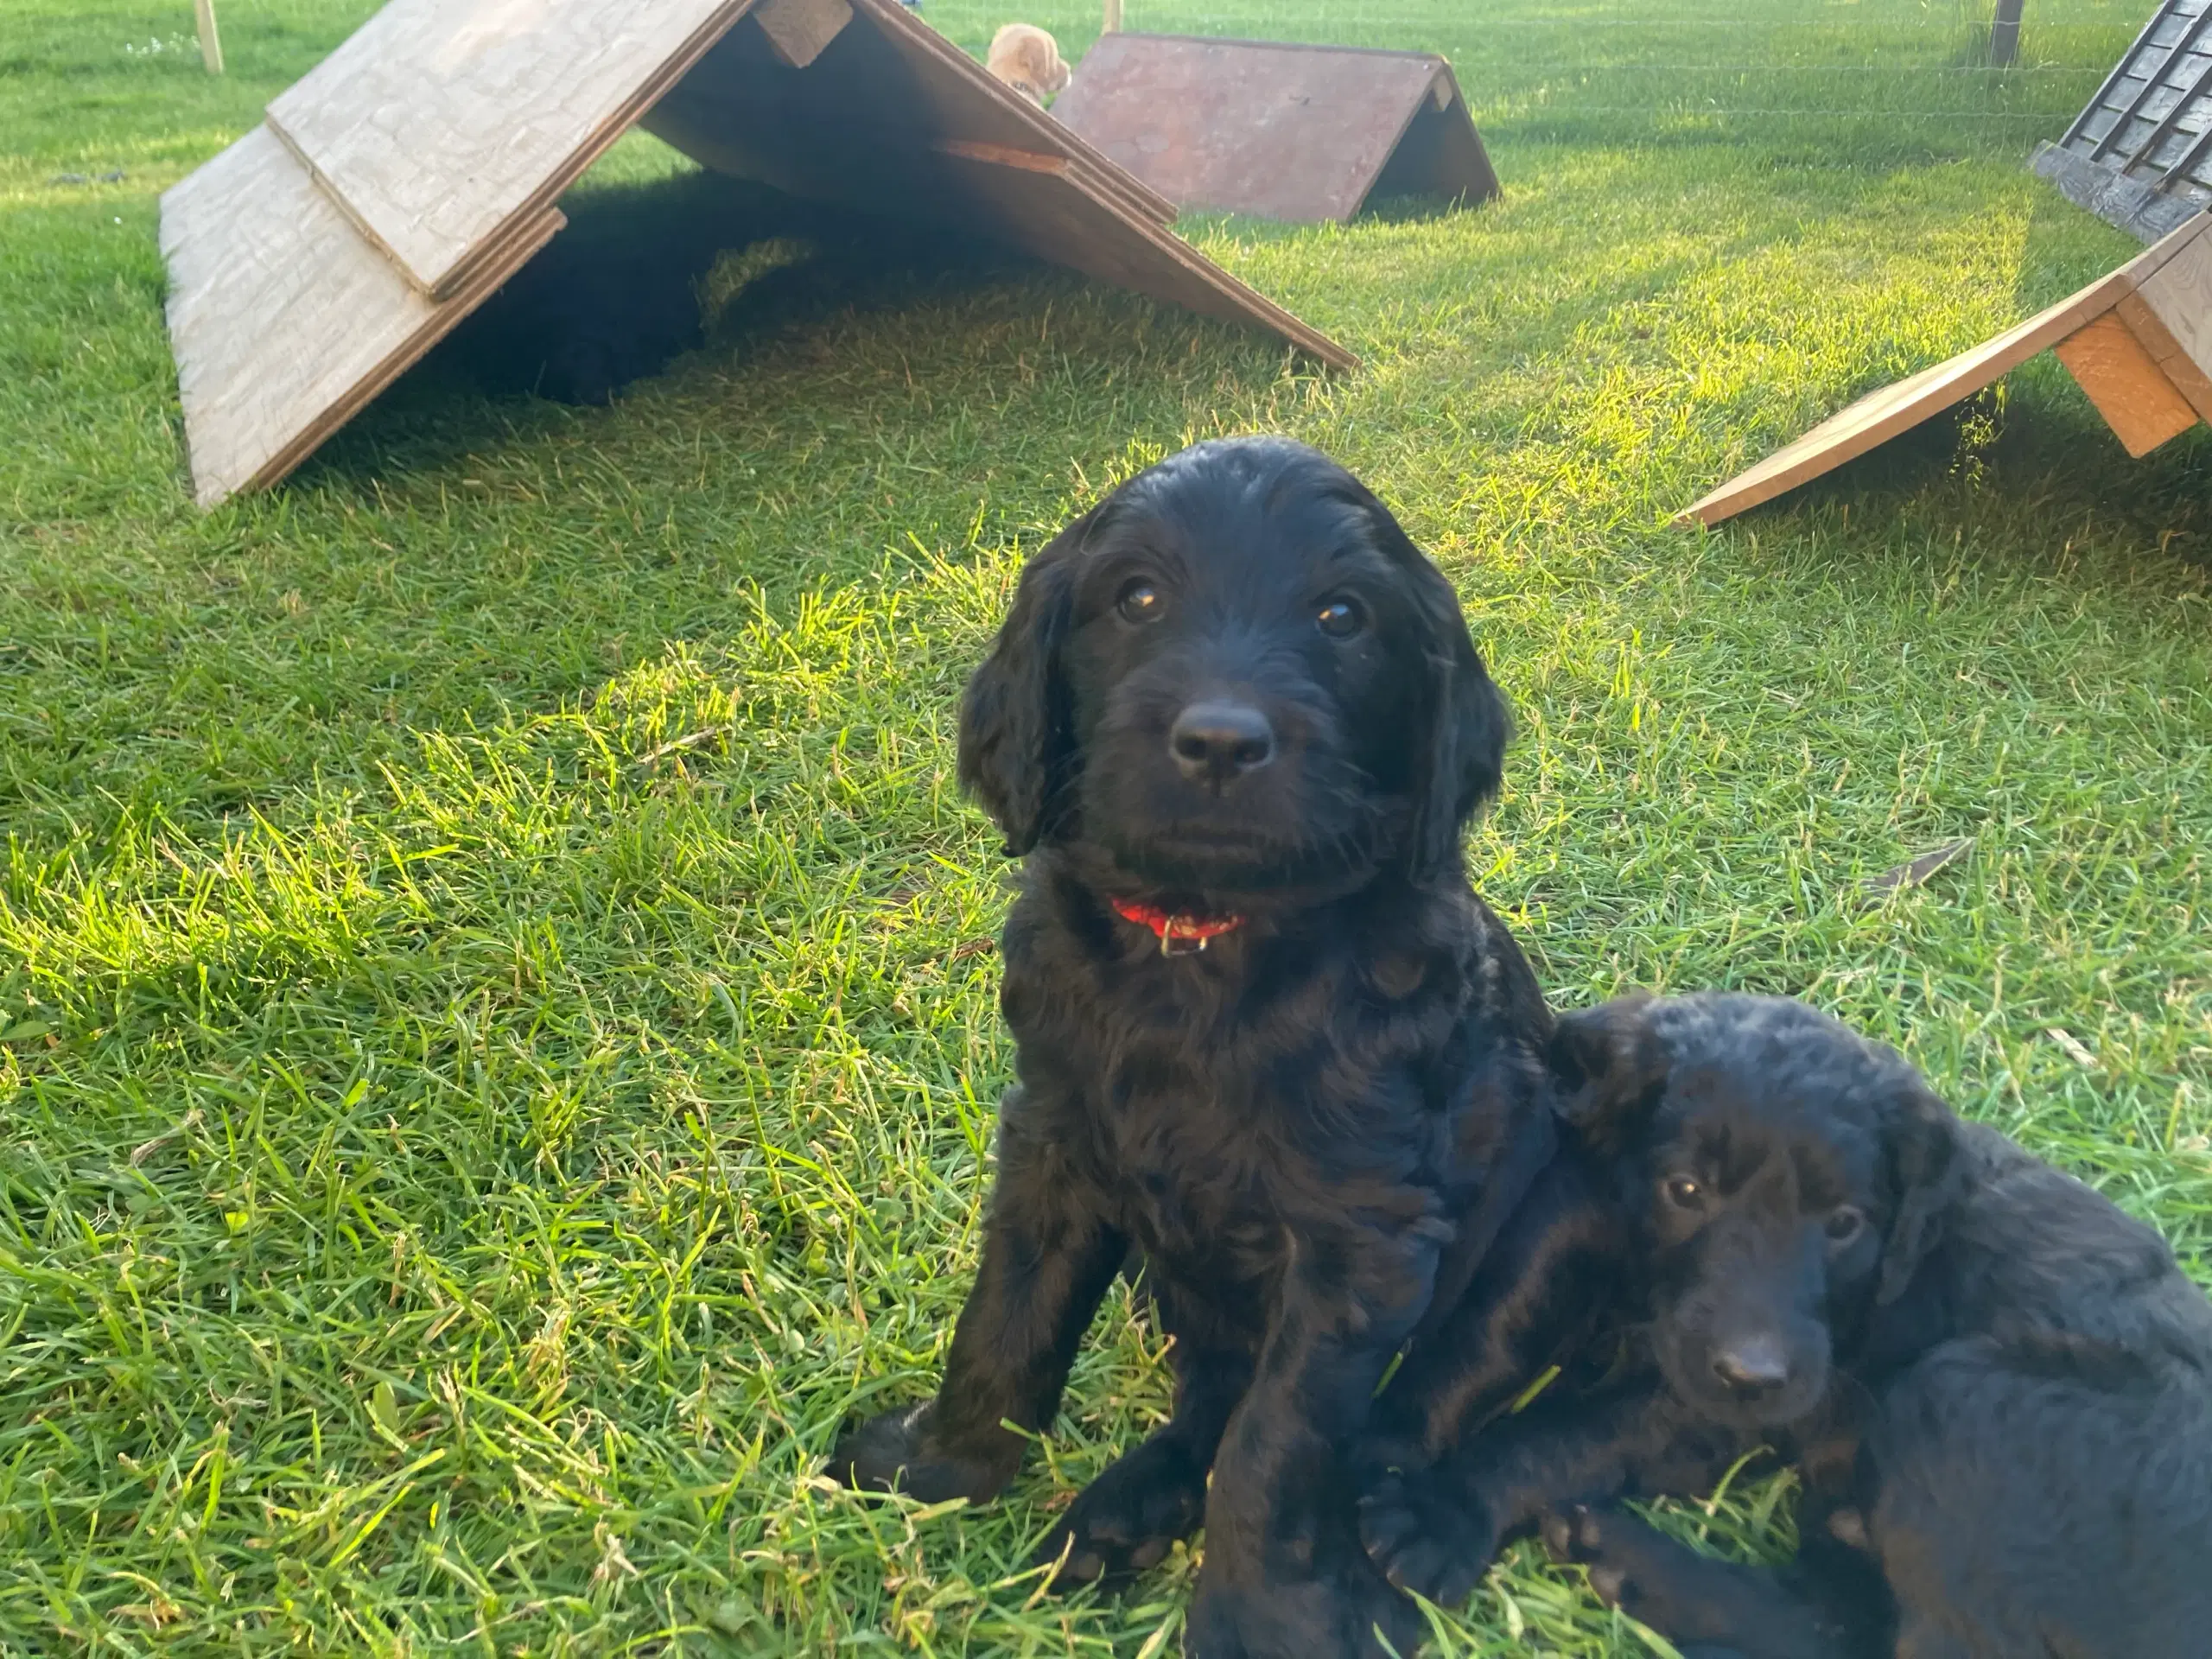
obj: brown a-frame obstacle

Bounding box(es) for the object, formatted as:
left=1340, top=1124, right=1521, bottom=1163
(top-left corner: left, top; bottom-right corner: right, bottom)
left=1051, top=35, right=1498, bottom=224
left=1679, top=213, right=2212, bottom=528
left=159, top=0, right=1355, bottom=511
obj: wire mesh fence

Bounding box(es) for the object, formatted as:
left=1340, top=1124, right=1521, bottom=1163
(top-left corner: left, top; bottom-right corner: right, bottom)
left=915, top=0, right=2146, bottom=159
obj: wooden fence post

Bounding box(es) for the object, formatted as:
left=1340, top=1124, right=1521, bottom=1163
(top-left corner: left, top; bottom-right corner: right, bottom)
left=1990, top=0, right=2024, bottom=67
left=1103, top=0, right=1122, bottom=33
left=193, top=0, right=224, bottom=73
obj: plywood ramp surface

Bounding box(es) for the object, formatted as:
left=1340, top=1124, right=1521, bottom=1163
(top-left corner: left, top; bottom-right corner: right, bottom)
left=266, top=0, right=754, bottom=298
left=1680, top=214, right=2212, bottom=527
left=162, top=124, right=562, bottom=508
left=2135, top=218, right=2212, bottom=381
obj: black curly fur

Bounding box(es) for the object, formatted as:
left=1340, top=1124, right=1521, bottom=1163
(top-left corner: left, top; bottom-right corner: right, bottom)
left=826, top=436, right=1555, bottom=1659
left=1359, top=992, right=2212, bottom=1659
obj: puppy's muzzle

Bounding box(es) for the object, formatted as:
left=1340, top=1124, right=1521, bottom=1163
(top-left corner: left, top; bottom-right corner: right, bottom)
left=1708, top=1332, right=1793, bottom=1398
left=1169, top=700, right=1276, bottom=789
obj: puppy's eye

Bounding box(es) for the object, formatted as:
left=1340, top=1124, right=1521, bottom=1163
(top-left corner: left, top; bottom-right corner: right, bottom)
left=1824, top=1207, right=1866, bottom=1247
left=1662, top=1175, right=1703, bottom=1210
left=1116, top=580, right=1163, bottom=624
left=1315, top=596, right=1365, bottom=639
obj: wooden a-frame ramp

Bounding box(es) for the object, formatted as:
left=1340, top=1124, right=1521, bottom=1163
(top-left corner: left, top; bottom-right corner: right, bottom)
left=1681, top=212, right=2212, bottom=527
left=161, top=0, right=1355, bottom=511
left=1051, top=35, right=1499, bottom=224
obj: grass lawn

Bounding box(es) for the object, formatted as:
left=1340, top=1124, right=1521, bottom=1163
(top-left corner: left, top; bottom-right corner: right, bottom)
left=4, top=0, right=2210, bottom=1652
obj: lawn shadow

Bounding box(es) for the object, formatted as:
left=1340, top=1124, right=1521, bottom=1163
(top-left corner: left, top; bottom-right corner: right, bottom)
left=1719, top=378, right=2209, bottom=572
left=430, top=171, right=1043, bottom=405
left=303, top=166, right=1116, bottom=494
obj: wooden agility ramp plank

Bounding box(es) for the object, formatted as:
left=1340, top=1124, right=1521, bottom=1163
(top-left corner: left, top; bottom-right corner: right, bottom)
left=162, top=125, right=563, bottom=508
left=158, top=0, right=1351, bottom=511
left=1051, top=35, right=1498, bottom=224
left=1680, top=213, right=2212, bottom=528
left=2032, top=0, right=2212, bottom=243
left=265, top=0, right=753, bottom=299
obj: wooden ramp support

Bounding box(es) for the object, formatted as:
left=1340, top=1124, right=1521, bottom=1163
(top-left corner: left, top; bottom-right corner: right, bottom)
left=1051, top=35, right=1498, bottom=223
left=2031, top=0, right=2212, bottom=242
left=1679, top=213, right=2212, bottom=528
left=158, top=0, right=1354, bottom=510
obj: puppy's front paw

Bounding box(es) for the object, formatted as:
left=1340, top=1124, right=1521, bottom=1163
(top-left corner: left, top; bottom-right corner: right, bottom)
left=826, top=1402, right=1014, bottom=1503
left=1539, top=1504, right=1713, bottom=1636
left=1357, top=1467, right=1500, bottom=1609
left=1035, top=1433, right=1208, bottom=1589
left=1185, top=1558, right=1424, bottom=1659
left=1541, top=1504, right=1634, bottom=1605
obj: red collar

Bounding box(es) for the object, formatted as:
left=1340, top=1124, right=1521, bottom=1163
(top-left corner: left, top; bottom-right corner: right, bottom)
left=1109, top=896, right=1245, bottom=957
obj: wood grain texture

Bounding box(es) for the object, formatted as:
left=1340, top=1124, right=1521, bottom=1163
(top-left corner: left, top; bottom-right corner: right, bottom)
left=2117, top=289, right=2212, bottom=421
left=266, top=0, right=754, bottom=298
left=934, top=139, right=1071, bottom=175
left=2134, top=217, right=2212, bottom=379
left=160, top=124, right=561, bottom=508
left=753, top=0, right=852, bottom=69
left=2054, top=312, right=2201, bottom=454
left=1680, top=215, right=2212, bottom=526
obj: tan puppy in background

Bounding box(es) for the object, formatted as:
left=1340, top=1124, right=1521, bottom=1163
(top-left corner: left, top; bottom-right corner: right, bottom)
left=987, top=23, right=1071, bottom=106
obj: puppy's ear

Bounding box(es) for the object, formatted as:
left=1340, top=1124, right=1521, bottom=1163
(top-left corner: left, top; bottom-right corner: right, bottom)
left=1877, top=1078, right=1964, bottom=1305
left=1398, top=546, right=1511, bottom=880
left=957, top=519, right=1085, bottom=855
left=1548, top=994, right=1669, bottom=1155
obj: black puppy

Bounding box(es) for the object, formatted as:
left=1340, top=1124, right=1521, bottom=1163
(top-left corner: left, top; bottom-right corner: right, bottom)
left=829, top=436, right=1555, bottom=1657
left=1362, top=992, right=2212, bottom=1659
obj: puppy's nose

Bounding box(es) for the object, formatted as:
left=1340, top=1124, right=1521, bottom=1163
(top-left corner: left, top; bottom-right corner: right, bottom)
left=1710, top=1336, right=1792, bottom=1395
left=1169, top=701, right=1275, bottom=785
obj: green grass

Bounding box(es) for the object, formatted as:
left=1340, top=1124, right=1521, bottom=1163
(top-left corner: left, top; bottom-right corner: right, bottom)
left=3, top=0, right=2210, bottom=1652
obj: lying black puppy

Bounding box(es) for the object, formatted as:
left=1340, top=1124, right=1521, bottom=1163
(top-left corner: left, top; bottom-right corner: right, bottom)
left=829, top=436, right=1556, bottom=1657
left=1362, top=991, right=2212, bottom=1658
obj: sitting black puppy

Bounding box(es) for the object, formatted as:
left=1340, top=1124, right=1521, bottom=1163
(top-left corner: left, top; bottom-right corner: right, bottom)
left=1361, top=991, right=2212, bottom=1658
left=828, top=436, right=1557, bottom=1657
